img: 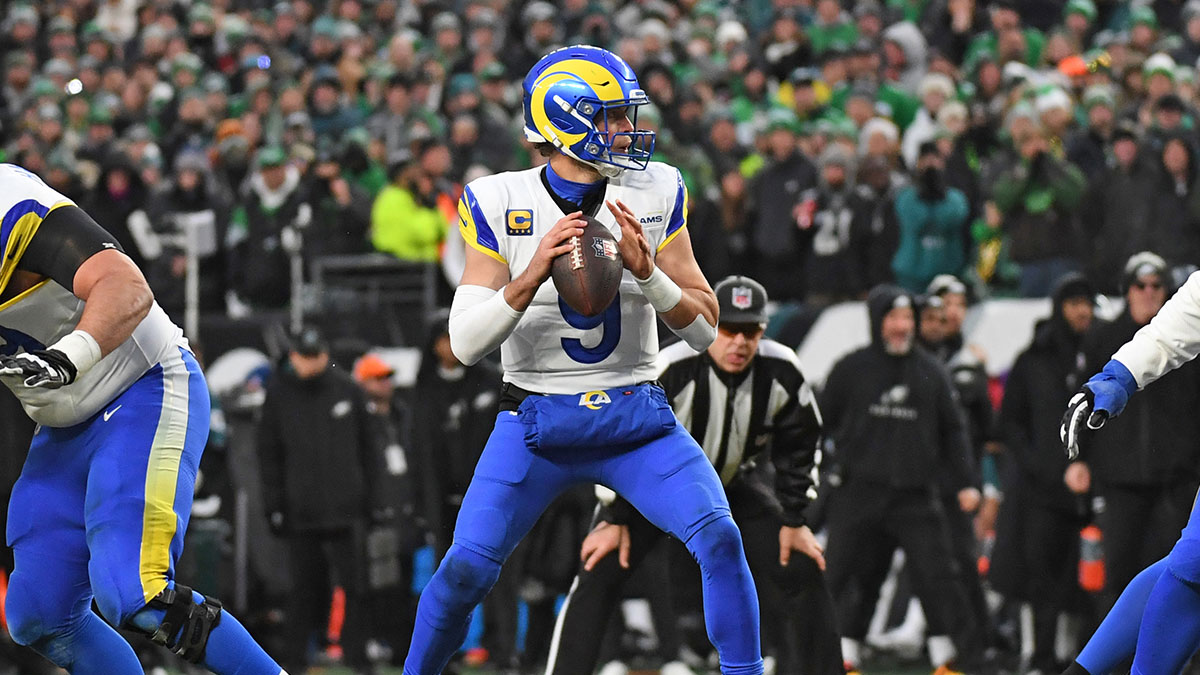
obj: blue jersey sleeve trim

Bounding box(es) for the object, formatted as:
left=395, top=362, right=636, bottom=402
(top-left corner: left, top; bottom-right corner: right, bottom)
left=465, top=186, right=501, bottom=252
left=1, top=199, right=50, bottom=256
left=658, top=171, right=688, bottom=252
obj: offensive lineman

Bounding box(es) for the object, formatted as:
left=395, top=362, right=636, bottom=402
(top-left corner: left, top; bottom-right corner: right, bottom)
left=403, top=46, right=764, bottom=675
left=1061, top=269, right=1200, bottom=674
left=0, top=163, right=283, bottom=673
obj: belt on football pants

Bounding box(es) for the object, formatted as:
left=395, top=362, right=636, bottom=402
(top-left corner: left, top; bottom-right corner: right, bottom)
left=498, top=381, right=662, bottom=412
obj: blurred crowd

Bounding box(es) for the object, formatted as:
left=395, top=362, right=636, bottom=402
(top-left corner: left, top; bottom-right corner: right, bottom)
left=8, top=0, right=1200, bottom=673
left=8, top=0, right=1200, bottom=312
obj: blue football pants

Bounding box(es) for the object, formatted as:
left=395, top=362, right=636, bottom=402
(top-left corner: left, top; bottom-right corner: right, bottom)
left=4, top=348, right=280, bottom=674
left=403, top=411, right=763, bottom=674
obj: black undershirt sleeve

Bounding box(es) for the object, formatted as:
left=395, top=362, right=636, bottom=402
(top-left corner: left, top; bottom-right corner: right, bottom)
left=18, top=205, right=125, bottom=293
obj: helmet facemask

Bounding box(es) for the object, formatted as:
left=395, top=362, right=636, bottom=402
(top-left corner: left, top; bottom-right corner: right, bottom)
left=523, top=46, right=658, bottom=178
left=543, top=94, right=656, bottom=178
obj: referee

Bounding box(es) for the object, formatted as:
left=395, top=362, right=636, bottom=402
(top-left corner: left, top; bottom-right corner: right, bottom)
left=544, top=276, right=842, bottom=675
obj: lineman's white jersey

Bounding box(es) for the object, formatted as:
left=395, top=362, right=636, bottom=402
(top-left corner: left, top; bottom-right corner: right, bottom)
left=1113, top=271, right=1200, bottom=389
left=0, top=164, right=186, bottom=427
left=459, top=162, right=688, bottom=394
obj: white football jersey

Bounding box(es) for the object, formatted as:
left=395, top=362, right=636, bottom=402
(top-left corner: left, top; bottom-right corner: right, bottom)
left=0, top=163, right=187, bottom=427
left=459, top=162, right=688, bottom=394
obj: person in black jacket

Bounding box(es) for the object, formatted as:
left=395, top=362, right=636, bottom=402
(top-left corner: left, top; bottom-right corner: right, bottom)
left=991, top=273, right=1096, bottom=674
left=354, top=352, right=419, bottom=669
left=1078, top=122, right=1159, bottom=294
left=225, top=147, right=312, bottom=313
left=747, top=112, right=819, bottom=302
left=926, top=275, right=998, bottom=659
left=796, top=144, right=874, bottom=307
left=1069, top=253, right=1200, bottom=609
left=257, top=325, right=388, bottom=675
left=544, top=276, right=841, bottom=675
left=821, top=284, right=980, bottom=673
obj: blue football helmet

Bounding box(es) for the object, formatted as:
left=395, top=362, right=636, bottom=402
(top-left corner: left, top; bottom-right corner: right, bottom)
left=522, top=45, right=656, bottom=177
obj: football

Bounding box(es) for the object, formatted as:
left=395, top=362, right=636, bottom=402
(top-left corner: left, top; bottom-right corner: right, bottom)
left=551, top=215, right=624, bottom=317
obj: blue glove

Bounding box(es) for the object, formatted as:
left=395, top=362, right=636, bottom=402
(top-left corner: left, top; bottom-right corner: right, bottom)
left=1060, top=359, right=1138, bottom=459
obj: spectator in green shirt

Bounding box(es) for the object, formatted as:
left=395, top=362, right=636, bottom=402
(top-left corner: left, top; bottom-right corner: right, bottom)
left=370, top=159, right=447, bottom=263
left=809, top=0, right=858, bottom=54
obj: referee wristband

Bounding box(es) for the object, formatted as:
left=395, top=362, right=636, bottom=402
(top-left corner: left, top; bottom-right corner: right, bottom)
left=51, top=329, right=102, bottom=377
left=635, top=266, right=682, bottom=313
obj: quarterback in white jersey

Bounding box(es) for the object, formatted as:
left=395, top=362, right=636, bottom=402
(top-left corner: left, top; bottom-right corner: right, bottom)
left=0, top=164, right=283, bottom=674
left=403, top=46, right=765, bottom=675
left=458, top=160, right=689, bottom=393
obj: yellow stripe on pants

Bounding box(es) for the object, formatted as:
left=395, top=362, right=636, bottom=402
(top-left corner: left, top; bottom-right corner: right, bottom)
left=139, top=350, right=191, bottom=603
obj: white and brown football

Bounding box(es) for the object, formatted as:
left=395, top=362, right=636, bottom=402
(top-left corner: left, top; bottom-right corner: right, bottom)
left=551, top=216, right=624, bottom=317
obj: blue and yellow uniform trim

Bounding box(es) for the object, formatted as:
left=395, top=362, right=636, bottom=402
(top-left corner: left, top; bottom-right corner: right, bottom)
left=459, top=186, right=507, bottom=264
left=658, top=170, right=688, bottom=252
left=0, top=198, right=72, bottom=297
left=6, top=347, right=209, bottom=624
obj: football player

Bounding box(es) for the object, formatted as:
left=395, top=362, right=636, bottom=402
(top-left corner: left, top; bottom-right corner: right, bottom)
left=1062, top=269, right=1200, bottom=674
left=0, top=163, right=283, bottom=673
left=403, top=46, right=764, bottom=675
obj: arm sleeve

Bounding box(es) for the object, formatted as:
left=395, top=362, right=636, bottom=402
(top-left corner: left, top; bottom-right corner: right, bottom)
left=19, top=205, right=125, bottom=293
left=1113, top=271, right=1200, bottom=388
left=449, top=284, right=524, bottom=366
left=772, top=377, right=824, bottom=527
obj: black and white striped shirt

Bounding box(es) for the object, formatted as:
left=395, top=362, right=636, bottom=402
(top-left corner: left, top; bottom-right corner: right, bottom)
left=602, top=338, right=824, bottom=527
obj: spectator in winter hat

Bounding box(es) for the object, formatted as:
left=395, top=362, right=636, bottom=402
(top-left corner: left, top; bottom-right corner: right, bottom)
left=1129, top=5, right=1160, bottom=55
left=1036, top=87, right=1075, bottom=145
left=1174, top=0, right=1200, bottom=63
left=1067, top=84, right=1119, bottom=179
left=1063, top=0, right=1098, bottom=50
left=5, top=5, right=39, bottom=46
left=854, top=0, right=885, bottom=43
left=881, top=21, right=928, bottom=95
left=903, top=72, right=956, bottom=167
left=860, top=116, right=901, bottom=166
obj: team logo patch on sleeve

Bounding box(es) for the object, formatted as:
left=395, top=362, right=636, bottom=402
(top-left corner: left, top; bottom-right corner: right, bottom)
left=731, top=287, right=754, bottom=310
left=592, top=237, right=618, bottom=261
left=506, top=209, right=533, bottom=236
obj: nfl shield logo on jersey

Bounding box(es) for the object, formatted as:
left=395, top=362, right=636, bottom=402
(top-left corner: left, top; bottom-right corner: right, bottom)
left=592, top=237, right=618, bottom=261
left=731, top=287, right=754, bottom=310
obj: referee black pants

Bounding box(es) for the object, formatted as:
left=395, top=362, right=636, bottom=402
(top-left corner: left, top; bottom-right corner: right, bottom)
left=546, top=500, right=842, bottom=675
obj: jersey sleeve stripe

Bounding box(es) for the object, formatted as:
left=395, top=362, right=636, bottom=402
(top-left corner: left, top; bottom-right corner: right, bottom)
left=459, top=186, right=507, bottom=263
left=657, top=179, right=688, bottom=252
left=1, top=199, right=50, bottom=255
left=0, top=199, right=68, bottom=298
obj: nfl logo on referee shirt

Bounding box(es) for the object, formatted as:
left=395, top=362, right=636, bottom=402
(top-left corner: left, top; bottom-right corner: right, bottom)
left=592, top=237, right=618, bottom=261
left=731, top=287, right=754, bottom=310
left=506, top=209, right=533, bottom=236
